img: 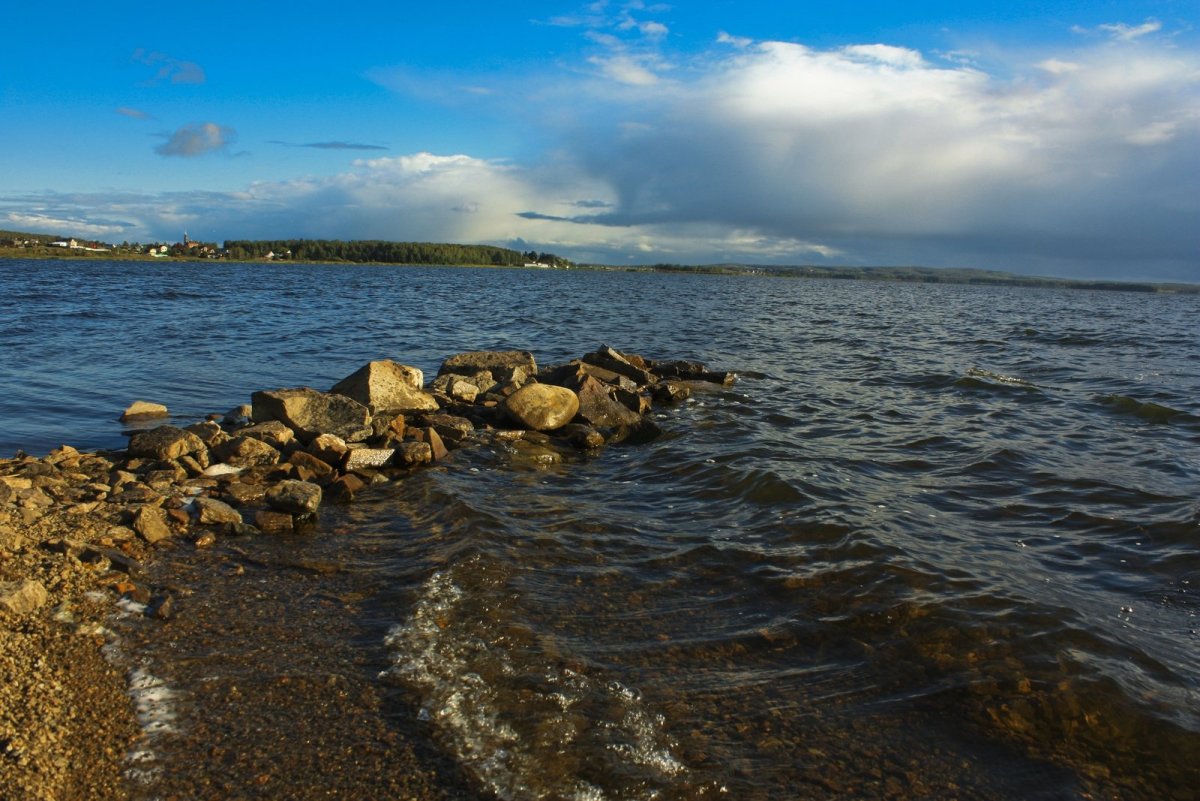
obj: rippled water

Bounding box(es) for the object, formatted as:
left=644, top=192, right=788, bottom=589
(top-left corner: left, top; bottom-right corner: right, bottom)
left=3, top=259, right=1198, bottom=798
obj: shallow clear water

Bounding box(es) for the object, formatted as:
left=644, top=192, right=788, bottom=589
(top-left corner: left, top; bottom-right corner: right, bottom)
left=3, top=259, right=1199, bottom=798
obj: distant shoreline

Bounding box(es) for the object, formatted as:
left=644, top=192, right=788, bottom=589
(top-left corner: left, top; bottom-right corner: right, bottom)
left=1, top=248, right=1196, bottom=295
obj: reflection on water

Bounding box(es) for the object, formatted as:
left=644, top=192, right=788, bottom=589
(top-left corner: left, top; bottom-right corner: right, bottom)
left=3, top=260, right=1199, bottom=798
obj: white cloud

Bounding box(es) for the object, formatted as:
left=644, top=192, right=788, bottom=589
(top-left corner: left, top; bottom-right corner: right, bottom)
left=717, top=31, right=752, bottom=49
left=156, top=123, right=236, bottom=157
left=1098, top=18, right=1163, bottom=42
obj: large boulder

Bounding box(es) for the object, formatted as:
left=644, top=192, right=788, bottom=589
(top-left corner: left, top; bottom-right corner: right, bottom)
left=330, top=361, right=438, bottom=414
left=251, top=387, right=372, bottom=443
left=573, top=375, right=643, bottom=429
left=439, top=350, right=537, bottom=382
left=128, top=426, right=206, bottom=461
left=504, top=383, right=580, bottom=432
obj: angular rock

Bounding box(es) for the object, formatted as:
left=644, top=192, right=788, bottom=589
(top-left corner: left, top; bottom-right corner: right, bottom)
left=133, top=506, right=173, bottom=544
left=581, top=346, right=657, bottom=386
left=420, top=427, right=449, bottom=461
left=240, top=420, right=296, bottom=449
left=557, top=423, right=606, bottom=450
left=325, top=473, right=366, bottom=504
left=504, top=383, right=580, bottom=432
left=120, top=400, right=169, bottom=421
left=0, top=579, right=48, bottom=615
left=330, top=361, right=438, bottom=414
left=128, top=426, right=206, bottom=461
left=221, top=481, right=267, bottom=507
left=573, top=375, right=644, bottom=429
left=652, top=381, right=692, bottom=405
left=265, top=479, right=323, bottom=515
left=193, top=496, right=244, bottom=526
left=307, top=433, right=350, bottom=467
left=344, top=448, right=395, bottom=472
left=211, top=435, right=281, bottom=468
left=289, top=450, right=336, bottom=482
left=251, top=387, right=372, bottom=443
left=439, top=350, right=537, bottom=382
left=393, top=441, right=432, bottom=466
left=223, top=404, right=253, bottom=426
left=423, top=414, right=474, bottom=446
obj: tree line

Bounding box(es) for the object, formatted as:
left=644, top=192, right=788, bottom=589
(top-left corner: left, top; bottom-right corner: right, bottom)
left=221, top=239, right=569, bottom=267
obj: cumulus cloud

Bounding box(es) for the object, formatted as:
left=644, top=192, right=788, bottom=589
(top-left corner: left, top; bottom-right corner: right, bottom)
left=133, top=49, right=205, bottom=84
left=156, top=123, right=237, bottom=157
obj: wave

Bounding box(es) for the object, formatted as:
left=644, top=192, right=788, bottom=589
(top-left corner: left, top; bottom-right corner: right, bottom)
left=1097, top=394, right=1197, bottom=426
left=382, top=559, right=693, bottom=800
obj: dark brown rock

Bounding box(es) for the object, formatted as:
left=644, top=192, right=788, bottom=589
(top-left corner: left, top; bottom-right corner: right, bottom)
left=580, top=346, right=657, bottom=386
left=255, top=509, right=294, bottom=535
left=193, top=496, right=244, bottom=526
left=573, top=375, right=643, bottom=429
left=251, top=387, right=372, bottom=443
left=652, top=381, right=692, bottom=405
left=325, top=473, right=367, bottom=504
left=393, top=441, right=432, bottom=466
left=265, top=479, right=323, bottom=515
left=288, top=450, right=336, bottom=482
left=211, top=435, right=281, bottom=468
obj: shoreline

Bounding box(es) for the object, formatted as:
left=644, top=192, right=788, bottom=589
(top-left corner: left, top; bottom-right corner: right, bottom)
left=0, top=346, right=729, bottom=799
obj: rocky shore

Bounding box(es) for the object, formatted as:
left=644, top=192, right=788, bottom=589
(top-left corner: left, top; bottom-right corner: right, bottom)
left=0, top=345, right=733, bottom=800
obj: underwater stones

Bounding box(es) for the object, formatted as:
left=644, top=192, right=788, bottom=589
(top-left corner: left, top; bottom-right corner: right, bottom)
left=251, top=387, right=372, bottom=443
left=330, top=360, right=437, bottom=414
left=127, top=426, right=206, bottom=461
left=265, top=479, right=322, bottom=516
left=254, top=509, right=294, bottom=535
left=120, top=400, right=168, bottom=422
left=504, top=383, right=580, bottom=432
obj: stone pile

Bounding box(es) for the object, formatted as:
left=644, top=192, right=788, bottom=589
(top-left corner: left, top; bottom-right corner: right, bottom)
left=0, top=346, right=733, bottom=610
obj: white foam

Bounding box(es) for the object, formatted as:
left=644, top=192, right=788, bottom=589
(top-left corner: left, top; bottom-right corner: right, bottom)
left=383, top=568, right=687, bottom=800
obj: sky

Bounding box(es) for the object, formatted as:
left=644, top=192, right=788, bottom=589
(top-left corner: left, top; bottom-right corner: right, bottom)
left=1, top=1, right=1197, bottom=281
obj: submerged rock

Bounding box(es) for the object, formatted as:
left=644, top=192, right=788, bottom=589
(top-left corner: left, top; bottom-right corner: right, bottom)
left=120, top=400, right=168, bottom=421
left=504, top=383, right=580, bottom=432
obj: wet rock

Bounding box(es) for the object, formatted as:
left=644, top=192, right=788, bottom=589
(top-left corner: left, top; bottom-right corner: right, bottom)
left=120, top=400, right=169, bottom=421
left=504, top=383, right=580, bottom=432
left=0, top=579, right=48, bottom=614
left=193, top=496, right=244, bottom=526
left=133, top=506, right=172, bottom=544
left=541, top=360, right=638, bottom=393
left=325, top=473, right=366, bottom=504
left=618, top=417, right=664, bottom=445
left=239, top=420, right=296, bottom=449
left=330, top=360, right=437, bottom=414
left=393, top=441, right=432, bottom=466
left=255, top=509, right=294, bottom=535
left=251, top=387, right=372, bottom=443
left=439, top=350, right=537, bottom=382
left=652, top=381, right=692, bottom=405
left=265, top=479, right=322, bottom=515
left=344, top=448, right=395, bottom=471
left=127, top=425, right=206, bottom=461
left=308, top=433, right=350, bottom=467
left=420, top=427, right=449, bottom=461
left=223, top=403, right=252, bottom=426
left=556, top=423, right=606, bottom=450
left=288, top=451, right=336, bottom=483
left=573, top=375, right=644, bottom=429
left=211, top=435, right=281, bottom=468
left=509, top=439, right=564, bottom=467
left=222, top=481, right=267, bottom=507
left=422, top=414, right=474, bottom=446
left=581, top=345, right=657, bottom=386
left=150, top=593, right=176, bottom=621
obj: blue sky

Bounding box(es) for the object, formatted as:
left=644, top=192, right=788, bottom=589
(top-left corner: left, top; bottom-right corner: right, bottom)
left=1, top=1, right=1197, bottom=281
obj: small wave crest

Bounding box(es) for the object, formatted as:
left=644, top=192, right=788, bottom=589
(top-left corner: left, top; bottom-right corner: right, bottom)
left=1097, top=394, right=1196, bottom=425
left=382, top=564, right=688, bottom=800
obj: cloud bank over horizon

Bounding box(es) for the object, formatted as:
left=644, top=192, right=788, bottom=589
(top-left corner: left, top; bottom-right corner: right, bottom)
left=4, top=11, right=1198, bottom=282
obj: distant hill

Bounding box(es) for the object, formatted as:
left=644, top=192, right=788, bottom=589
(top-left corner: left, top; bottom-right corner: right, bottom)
left=613, top=262, right=1199, bottom=294
left=0, top=228, right=62, bottom=244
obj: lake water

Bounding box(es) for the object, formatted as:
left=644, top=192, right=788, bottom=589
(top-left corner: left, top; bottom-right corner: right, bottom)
left=2, top=259, right=1198, bottom=799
